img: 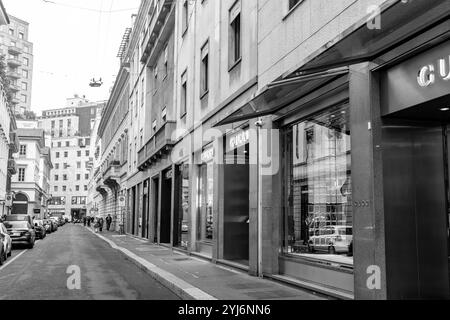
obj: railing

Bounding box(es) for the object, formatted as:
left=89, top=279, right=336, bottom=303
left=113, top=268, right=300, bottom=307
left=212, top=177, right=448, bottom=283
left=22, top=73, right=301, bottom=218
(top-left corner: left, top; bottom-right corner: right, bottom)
left=7, top=159, right=17, bottom=174
left=7, top=71, right=21, bottom=79
left=9, top=84, right=20, bottom=92
left=7, top=58, right=21, bottom=66
left=8, top=45, right=21, bottom=54
left=137, top=121, right=176, bottom=168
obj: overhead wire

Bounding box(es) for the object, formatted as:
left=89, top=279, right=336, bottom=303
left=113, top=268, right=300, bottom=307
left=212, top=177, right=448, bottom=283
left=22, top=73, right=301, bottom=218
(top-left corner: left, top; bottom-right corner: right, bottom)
left=41, top=0, right=137, bottom=13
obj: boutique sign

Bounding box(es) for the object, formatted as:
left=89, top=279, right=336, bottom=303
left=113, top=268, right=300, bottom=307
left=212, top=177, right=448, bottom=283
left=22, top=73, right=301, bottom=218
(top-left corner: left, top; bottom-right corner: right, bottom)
left=381, top=41, right=450, bottom=116
left=417, top=55, right=450, bottom=87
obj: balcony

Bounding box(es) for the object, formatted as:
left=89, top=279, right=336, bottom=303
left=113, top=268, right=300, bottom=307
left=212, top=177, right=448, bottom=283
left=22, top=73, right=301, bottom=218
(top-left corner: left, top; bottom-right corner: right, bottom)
left=9, top=132, right=19, bottom=153
left=10, top=97, right=20, bottom=105
left=102, top=160, right=121, bottom=188
left=140, top=0, right=175, bottom=64
left=7, top=159, right=17, bottom=175
left=9, top=84, right=20, bottom=92
left=8, top=46, right=21, bottom=55
left=138, top=121, right=176, bottom=171
left=7, top=58, right=21, bottom=67
left=7, top=70, right=21, bottom=79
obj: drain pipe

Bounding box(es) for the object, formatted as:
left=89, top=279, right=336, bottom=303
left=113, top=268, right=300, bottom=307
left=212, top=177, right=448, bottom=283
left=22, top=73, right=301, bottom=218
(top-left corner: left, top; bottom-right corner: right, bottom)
left=255, top=117, right=264, bottom=278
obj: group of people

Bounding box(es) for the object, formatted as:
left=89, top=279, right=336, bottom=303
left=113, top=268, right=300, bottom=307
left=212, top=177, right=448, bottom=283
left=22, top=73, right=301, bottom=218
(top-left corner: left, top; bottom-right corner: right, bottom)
left=82, top=215, right=113, bottom=233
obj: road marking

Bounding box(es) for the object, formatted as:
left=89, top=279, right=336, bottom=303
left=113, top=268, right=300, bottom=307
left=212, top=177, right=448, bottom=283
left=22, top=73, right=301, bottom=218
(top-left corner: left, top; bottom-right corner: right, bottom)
left=86, top=227, right=217, bottom=300
left=0, top=250, right=28, bottom=272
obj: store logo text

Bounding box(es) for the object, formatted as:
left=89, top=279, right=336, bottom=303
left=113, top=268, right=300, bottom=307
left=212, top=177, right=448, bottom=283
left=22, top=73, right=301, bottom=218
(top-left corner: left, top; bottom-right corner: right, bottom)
left=417, top=55, right=450, bottom=87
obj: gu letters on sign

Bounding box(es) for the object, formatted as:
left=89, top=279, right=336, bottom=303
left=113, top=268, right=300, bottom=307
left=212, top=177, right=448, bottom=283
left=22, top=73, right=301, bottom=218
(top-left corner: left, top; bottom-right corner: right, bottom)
left=417, top=55, right=450, bottom=87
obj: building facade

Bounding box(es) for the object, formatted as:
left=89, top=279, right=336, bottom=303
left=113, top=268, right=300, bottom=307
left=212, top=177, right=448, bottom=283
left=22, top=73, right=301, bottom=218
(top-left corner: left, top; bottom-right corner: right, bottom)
left=39, top=97, right=105, bottom=220
left=11, top=123, right=52, bottom=219
left=0, top=15, right=33, bottom=115
left=103, top=0, right=450, bottom=300
left=96, top=61, right=130, bottom=231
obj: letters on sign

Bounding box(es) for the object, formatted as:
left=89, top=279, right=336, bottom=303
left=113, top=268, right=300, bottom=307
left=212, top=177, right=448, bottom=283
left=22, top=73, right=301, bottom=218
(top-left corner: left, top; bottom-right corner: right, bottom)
left=201, top=147, right=214, bottom=163
left=417, top=54, right=450, bottom=87
left=229, top=129, right=250, bottom=151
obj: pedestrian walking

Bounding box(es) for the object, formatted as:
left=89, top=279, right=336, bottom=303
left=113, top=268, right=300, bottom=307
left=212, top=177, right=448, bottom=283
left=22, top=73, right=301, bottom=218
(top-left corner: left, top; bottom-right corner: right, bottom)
left=94, top=219, right=99, bottom=233
left=106, top=214, right=112, bottom=231
left=98, top=217, right=104, bottom=232
left=87, top=216, right=91, bottom=227
left=83, top=216, right=86, bottom=227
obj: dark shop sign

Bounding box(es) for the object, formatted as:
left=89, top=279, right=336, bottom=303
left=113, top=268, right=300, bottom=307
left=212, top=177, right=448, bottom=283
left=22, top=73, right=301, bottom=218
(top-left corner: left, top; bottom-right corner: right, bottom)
left=381, top=41, right=450, bottom=116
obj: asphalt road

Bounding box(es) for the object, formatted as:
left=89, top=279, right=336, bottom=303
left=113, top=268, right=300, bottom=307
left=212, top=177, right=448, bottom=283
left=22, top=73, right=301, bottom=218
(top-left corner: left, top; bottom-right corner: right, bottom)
left=0, top=224, right=180, bottom=300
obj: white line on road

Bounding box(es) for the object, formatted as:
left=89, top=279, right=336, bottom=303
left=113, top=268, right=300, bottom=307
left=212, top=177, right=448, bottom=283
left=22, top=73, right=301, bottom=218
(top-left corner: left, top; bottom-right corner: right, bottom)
left=0, top=250, right=28, bottom=272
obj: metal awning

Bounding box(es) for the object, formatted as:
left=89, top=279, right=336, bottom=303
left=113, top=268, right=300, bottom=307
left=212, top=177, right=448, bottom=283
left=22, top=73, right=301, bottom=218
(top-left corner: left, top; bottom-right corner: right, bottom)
left=215, top=67, right=349, bottom=126
left=215, top=0, right=450, bottom=127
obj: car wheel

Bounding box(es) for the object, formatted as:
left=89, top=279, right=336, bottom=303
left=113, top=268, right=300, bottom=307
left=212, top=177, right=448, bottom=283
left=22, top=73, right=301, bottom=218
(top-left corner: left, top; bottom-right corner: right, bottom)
left=328, top=246, right=336, bottom=254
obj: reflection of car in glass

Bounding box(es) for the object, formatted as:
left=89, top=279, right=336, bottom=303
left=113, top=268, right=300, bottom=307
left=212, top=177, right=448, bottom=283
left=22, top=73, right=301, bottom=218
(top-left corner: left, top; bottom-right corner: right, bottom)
left=308, top=226, right=352, bottom=254
left=0, top=222, right=12, bottom=258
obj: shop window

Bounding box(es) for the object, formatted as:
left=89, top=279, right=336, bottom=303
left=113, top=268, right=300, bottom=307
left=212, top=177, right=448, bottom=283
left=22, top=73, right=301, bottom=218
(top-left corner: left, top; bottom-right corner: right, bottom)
left=198, top=148, right=214, bottom=242
left=175, top=164, right=190, bottom=250
left=283, top=104, right=353, bottom=265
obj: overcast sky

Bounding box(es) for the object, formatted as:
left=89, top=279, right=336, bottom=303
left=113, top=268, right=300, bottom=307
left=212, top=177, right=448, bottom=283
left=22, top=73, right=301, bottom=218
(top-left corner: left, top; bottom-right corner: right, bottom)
left=3, top=0, right=140, bottom=115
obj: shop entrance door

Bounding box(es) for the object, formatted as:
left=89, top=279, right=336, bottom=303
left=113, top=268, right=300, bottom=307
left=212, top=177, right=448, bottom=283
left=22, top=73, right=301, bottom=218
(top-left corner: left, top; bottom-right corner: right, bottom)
left=152, top=177, right=159, bottom=243
left=223, top=142, right=250, bottom=265
left=382, top=119, right=450, bottom=299
left=160, top=169, right=172, bottom=244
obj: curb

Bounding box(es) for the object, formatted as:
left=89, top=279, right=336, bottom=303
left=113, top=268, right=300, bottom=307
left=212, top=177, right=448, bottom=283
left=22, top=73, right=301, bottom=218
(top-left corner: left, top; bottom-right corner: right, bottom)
left=86, top=227, right=217, bottom=301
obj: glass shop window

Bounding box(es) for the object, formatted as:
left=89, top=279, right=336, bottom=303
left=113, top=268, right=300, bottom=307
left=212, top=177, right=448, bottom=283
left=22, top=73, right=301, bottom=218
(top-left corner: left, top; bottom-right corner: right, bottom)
left=283, top=104, right=353, bottom=266
left=197, top=152, right=214, bottom=242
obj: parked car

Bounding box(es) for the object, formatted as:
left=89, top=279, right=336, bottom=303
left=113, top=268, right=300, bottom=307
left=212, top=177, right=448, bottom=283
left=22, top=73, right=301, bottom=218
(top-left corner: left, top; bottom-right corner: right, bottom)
left=308, top=226, right=353, bottom=254
left=34, top=220, right=47, bottom=240
left=4, top=221, right=36, bottom=249
left=49, top=218, right=59, bottom=231
left=0, top=222, right=12, bottom=258
left=0, top=236, right=5, bottom=265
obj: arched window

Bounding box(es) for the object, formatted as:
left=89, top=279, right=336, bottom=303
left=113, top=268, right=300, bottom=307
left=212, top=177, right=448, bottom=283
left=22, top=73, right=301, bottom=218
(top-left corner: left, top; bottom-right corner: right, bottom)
left=12, top=193, right=29, bottom=215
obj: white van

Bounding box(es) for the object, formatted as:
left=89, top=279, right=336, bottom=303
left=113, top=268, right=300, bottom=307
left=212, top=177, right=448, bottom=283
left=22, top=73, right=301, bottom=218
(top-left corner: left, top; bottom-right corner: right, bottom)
left=308, top=226, right=352, bottom=254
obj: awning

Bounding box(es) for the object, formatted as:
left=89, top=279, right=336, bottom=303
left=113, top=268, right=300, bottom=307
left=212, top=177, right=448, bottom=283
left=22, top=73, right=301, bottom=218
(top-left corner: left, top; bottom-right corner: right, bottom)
left=215, top=67, right=349, bottom=126
left=215, top=0, right=450, bottom=127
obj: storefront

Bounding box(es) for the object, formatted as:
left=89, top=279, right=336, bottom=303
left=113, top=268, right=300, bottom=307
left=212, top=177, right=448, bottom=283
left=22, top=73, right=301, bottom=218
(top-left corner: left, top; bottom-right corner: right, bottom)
left=378, top=39, right=450, bottom=299
left=213, top=0, right=449, bottom=300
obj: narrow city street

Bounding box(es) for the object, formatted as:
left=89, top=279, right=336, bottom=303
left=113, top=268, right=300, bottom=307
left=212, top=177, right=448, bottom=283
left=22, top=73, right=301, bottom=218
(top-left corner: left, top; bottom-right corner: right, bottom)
left=0, top=224, right=179, bottom=300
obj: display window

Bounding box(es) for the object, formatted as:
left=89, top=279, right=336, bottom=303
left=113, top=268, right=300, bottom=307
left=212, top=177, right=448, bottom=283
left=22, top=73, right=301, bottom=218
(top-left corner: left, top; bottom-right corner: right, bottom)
left=197, top=147, right=214, bottom=243
left=176, top=164, right=190, bottom=250
left=283, top=104, right=353, bottom=266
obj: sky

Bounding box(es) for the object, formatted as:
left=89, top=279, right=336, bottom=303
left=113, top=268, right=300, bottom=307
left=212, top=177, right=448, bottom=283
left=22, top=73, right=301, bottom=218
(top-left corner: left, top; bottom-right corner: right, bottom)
left=3, top=0, right=141, bottom=115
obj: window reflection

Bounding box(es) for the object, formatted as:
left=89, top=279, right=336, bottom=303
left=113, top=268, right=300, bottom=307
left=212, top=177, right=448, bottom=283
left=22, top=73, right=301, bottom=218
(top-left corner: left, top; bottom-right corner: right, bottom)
left=198, top=158, right=214, bottom=242
left=284, top=104, right=353, bottom=265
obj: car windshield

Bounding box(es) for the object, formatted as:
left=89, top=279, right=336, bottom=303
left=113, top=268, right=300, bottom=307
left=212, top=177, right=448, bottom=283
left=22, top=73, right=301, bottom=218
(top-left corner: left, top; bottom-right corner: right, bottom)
left=4, top=221, right=29, bottom=229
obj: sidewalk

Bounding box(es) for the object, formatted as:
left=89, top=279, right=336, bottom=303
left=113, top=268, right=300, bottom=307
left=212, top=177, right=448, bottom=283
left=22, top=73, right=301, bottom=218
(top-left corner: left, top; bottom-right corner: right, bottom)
left=86, top=227, right=327, bottom=300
